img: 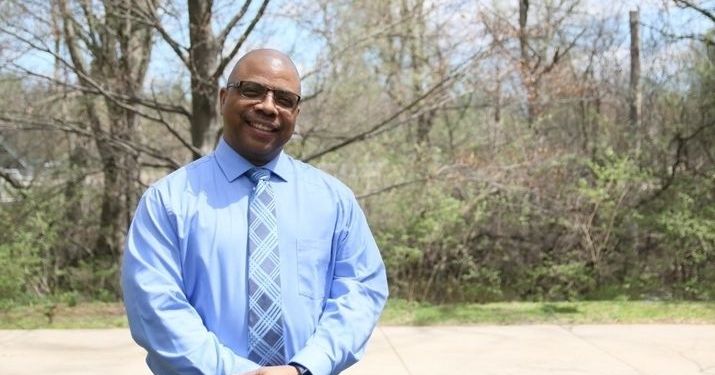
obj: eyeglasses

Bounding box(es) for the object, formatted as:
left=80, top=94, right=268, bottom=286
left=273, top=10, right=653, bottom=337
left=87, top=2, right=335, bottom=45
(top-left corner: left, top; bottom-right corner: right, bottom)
left=226, top=81, right=301, bottom=110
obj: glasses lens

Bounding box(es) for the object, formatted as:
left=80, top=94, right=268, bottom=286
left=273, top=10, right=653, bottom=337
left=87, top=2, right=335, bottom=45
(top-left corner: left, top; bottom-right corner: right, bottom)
left=238, top=81, right=268, bottom=99
left=231, top=81, right=300, bottom=110
left=273, top=90, right=299, bottom=109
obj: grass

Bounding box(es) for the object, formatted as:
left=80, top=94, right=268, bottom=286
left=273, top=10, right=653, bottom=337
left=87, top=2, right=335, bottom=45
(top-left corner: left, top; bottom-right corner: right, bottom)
left=0, top=301, right=127, bottom=329
left=1, top=299, right=714, bottom=329
left=380, top=299, right=715, bottom=325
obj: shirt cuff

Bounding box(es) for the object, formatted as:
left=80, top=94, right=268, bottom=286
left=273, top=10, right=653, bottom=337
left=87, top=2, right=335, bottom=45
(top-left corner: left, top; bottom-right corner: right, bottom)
left=289, top=345, right=332, bottom=375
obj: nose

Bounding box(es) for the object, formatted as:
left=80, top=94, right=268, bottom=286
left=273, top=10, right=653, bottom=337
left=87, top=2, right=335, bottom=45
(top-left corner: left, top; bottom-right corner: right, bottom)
left=254, top=91, right=278, bottom=116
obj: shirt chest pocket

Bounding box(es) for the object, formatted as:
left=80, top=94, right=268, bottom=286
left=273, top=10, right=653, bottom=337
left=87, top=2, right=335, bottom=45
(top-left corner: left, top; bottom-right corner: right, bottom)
left=296, top=239, right=332, bottom=299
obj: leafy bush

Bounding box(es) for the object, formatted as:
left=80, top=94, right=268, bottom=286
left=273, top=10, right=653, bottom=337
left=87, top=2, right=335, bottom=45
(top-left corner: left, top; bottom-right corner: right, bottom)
left=0, top=195, right=57, bottom=300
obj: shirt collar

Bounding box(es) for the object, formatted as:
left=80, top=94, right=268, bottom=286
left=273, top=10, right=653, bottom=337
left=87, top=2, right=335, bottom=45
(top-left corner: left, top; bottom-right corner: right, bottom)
left=214, top=137, right=292, bottom=182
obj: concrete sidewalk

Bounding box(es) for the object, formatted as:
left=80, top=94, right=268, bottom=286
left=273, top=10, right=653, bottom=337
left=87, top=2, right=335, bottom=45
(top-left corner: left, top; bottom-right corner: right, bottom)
left=1, top=325, right=714, bottom=374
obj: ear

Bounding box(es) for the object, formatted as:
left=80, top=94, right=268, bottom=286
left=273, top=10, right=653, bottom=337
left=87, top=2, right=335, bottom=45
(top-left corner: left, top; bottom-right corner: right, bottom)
left=219, top=87, right=227, bottom=113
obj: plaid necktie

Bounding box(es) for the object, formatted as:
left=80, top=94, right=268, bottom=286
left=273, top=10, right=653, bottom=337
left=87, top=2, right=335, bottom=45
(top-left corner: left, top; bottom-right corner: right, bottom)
left=246, top=167, right=285, bottom=366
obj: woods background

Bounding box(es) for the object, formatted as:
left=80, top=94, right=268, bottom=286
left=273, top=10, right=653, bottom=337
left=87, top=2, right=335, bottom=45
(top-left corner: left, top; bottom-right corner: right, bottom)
left=0, top=0, right=713, bottom=306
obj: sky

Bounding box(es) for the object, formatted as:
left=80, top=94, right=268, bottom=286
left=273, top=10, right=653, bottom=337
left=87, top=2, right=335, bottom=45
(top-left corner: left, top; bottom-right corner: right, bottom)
left=2, top=0, right=713, bottom=92
left=148, top=0, right=711, bottom=82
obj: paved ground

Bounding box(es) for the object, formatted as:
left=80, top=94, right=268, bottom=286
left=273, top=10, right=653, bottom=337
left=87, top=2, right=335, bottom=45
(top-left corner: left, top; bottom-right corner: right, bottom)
left=1, top=325, right=714, bottom=374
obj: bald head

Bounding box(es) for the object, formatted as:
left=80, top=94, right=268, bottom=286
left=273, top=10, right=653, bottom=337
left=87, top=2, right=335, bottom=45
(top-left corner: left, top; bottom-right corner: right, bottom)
left=229, top=49, right=301, bottom=95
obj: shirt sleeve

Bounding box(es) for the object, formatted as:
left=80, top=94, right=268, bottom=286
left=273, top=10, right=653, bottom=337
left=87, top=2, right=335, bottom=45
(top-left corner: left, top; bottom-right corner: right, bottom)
left=122, top=187, right=260, bottom=375
left=289, top=193, right=389, bottom=375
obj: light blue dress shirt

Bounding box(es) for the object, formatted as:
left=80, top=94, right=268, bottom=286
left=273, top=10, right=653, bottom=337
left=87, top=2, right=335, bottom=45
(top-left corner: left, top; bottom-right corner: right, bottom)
left=122, top=138, right=389, bottom=375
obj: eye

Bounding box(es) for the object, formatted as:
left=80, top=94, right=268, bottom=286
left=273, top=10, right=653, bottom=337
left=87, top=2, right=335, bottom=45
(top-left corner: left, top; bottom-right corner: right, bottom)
left=275, top=94, right=296, bottom=109
left=239, top=83, right=266, bottom=98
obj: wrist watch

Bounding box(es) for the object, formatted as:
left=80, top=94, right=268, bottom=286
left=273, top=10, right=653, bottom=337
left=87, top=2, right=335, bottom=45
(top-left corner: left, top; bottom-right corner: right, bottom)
left=289, top=362, right=311, bottom=375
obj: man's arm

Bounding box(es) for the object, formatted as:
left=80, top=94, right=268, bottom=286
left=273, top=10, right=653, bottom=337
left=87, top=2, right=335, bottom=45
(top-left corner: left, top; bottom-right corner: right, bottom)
left=289, top=194, right=389, bottom=375
left=122, top=187, right=261, bottom=375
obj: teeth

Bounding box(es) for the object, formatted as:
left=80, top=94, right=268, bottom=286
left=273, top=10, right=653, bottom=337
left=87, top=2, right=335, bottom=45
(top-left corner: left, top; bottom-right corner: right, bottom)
left=250, top=122, right=273, bottom=132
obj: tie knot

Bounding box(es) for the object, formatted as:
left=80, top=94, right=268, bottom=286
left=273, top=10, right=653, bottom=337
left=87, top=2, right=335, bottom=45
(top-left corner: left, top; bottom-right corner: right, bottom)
left=247, top=168, right=271, bottom=184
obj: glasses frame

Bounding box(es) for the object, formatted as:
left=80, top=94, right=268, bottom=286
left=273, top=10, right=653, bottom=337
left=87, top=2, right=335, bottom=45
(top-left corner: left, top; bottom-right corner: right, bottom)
left=226, top=80, right=301, bottom=111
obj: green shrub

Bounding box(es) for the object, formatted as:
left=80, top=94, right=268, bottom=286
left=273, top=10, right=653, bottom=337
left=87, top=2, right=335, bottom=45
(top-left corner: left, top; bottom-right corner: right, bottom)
left=527, top=261, right=597, bottom=301
left=0, top=202, right=54, bottom=300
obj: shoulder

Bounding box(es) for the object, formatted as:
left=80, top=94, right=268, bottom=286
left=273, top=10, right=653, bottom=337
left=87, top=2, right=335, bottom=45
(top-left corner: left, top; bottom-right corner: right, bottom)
left=144, top=154, right=216, bottom=207
left=285, top=155, right=356, bottom=200
left=152, top=155, right=213, bottom=189
left=284, top=156, right=366, bottom=230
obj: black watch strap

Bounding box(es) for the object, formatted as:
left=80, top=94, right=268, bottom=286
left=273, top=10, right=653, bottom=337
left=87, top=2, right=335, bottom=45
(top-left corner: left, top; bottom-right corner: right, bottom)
left=289, top=362, right=311, bottom=375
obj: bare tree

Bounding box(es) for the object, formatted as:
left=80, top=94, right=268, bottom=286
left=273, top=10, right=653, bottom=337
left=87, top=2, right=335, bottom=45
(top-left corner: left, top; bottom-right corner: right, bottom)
left=483, top=0, right=585, bottom=127
left=287, top=0, right=480, bottom=162
left=130, top=0, right=270, bottom=158
left=57, top=0, right=156, bottom=277
left=0, top=0, right=159, bottom=292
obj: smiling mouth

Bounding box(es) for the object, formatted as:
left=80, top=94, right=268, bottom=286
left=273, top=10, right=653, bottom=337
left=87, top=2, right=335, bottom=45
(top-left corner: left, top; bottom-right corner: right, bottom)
left=248, top=121, right=277, bottom=132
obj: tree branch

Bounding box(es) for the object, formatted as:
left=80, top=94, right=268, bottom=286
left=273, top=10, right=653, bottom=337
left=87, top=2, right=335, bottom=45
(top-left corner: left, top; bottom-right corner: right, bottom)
left=213, top=0, right=270, bottom=80
left=357, top=176, right=431, bottom=200
left=126, top=0, right=191, bottom=68
left=0, top=168, right=29, bottom=190
left=302, top=75, right=455, bottom=162
left=673, top=0, right=715, bottom=24
left=636, top=121, right=714, bottom=207
left=0, top=114, right=182, bottom=169
left=3, top=20, right=200, bottom=157
left=8, top=62, right=191, bottom=117
left=216, top=0, right=253, bottom=48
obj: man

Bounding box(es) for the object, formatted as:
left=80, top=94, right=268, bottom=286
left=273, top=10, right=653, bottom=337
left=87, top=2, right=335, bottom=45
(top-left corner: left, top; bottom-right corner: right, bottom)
left=122, top=49, right=388, bottom=375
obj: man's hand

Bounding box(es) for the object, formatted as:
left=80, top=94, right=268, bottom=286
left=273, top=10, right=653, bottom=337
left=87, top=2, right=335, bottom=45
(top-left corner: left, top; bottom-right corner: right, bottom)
left=240, top=365, right=300, bottom=375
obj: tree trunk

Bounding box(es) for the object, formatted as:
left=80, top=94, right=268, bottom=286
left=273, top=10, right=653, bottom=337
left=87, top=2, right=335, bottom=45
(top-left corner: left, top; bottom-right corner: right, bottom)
left=518, top=0, right=538, bottom=127
left=629, top=10, right=642, bottom=153
left=94, top=102, right=140, bottom=266
left=188, top=0, right=221, bottom=158
left=59, top=0, right=155, bottom=295
left=54, top=0, right=88, bottom=284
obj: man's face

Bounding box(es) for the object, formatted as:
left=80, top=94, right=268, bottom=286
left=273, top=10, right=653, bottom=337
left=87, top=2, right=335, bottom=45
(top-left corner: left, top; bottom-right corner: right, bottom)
left=220, top=54, right=301, bottom=166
